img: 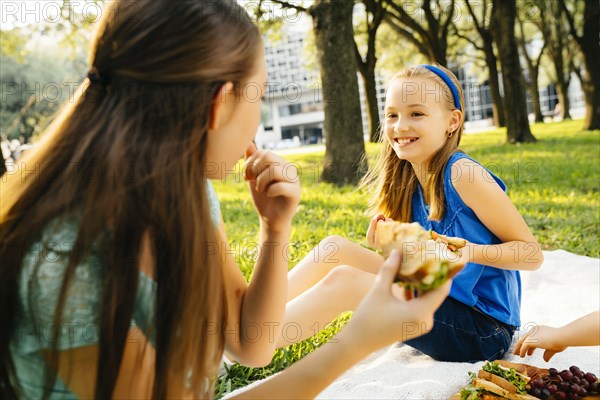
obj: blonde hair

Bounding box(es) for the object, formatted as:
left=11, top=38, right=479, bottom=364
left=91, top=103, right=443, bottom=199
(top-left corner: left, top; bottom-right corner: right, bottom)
left=360, top=64, right=465, bottom=222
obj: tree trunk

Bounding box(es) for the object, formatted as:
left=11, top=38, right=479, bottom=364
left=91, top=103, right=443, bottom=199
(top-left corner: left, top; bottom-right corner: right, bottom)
left=580, top=46, right=600, bottom=130
left=579, top=0, right=600, bottom=130
left=561, top=0, right=600, bottom=130
left=491, top=0, right=536, bottom=143
left=310, top=0, right=367, bottom=185
left=362, top=68, right=381, bottom=142
left=527, top=69, right=545, bottom=123
left=555, top=77, right=572, bottom=120
left=516, top=15, right=544, bottom=124
left=483, top=41, right=505, bottom=127
left=355, top=0, right=383, bottom=143
left=546, top=4, right=572, bottom=121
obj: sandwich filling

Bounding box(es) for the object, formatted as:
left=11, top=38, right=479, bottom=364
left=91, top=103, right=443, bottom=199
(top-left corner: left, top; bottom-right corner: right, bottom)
left=375, top=221, right=467, bottom=292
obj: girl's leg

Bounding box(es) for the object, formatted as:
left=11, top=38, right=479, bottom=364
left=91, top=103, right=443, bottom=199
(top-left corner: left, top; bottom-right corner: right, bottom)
left=287, top=235, right=384, bottom=302
left=277, top=265, right=377, bottom=347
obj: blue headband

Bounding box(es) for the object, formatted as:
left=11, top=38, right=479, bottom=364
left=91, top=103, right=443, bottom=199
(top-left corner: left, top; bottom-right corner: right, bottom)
left=420, top=65, right=461, bottom=110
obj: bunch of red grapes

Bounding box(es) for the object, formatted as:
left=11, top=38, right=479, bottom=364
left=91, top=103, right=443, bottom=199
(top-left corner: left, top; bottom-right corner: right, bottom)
left=528, top=366, right=598, bottom=399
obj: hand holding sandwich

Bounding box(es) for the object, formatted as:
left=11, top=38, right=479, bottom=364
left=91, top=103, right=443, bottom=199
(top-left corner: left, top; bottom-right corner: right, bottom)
left=231, top=249, right=452, bottom=399
left=345, top=249, right=453, bottom=352
left=366, top=214, right=393, bottom=249
left=374, top=221, right=467, bottom=294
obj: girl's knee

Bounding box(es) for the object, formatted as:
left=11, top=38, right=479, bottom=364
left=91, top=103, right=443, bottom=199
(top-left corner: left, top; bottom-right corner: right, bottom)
left=320, top=265, right=372, bottom=290
left=317, top=235, right=356, bottom=261
left=319, top=235, right=352, bottom=250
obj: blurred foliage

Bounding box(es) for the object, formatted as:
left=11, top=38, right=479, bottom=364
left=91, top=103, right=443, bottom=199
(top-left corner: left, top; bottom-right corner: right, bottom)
left=0, top=0, right=100, bottom=141
left=0, top=35, right=88, bottom=140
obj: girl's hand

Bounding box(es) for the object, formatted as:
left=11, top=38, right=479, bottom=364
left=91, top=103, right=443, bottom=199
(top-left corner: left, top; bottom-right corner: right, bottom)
left=514, top=325, right=568, bottom=362
left=244, top=143, right=301, bottom=234
left=366, top=214, right=393, bottom=249
left=346, top=249, right=451, bottom=352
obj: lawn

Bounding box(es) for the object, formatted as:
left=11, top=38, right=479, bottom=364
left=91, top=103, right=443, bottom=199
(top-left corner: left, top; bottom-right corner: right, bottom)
left=213, top=119, right=599, bottom=397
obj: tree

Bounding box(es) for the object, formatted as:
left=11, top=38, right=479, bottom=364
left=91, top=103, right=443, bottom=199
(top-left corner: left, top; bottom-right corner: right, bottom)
left=516, top=11, right=546, bottom=123
left=268, top=0, right=367, bottom=185
left=383, top=0, right=455, bottom=66
left=536, top=1, right=573, bottom=120
left=311, top=0, right=367, bottom=184
left=490, top=0, right=536, bottom=143
left=560, top=0, right=600, bottom=130
left=353, top=0, right=385, bottom=142
left=455, top=0, right=505, bottom=127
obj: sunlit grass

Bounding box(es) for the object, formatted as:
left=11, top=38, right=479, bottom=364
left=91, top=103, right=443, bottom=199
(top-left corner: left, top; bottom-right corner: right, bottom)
left=213, top=119, right=599, bottom=397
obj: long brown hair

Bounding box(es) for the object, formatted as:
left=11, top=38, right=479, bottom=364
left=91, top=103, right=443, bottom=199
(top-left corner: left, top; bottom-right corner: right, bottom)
left=361, top=64, right=465, bottom=222
left=0, top=0, right=261, bottom=398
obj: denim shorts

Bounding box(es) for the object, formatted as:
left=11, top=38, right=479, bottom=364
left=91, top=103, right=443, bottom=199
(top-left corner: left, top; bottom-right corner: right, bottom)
left=404, top=297, right=517, bottom=363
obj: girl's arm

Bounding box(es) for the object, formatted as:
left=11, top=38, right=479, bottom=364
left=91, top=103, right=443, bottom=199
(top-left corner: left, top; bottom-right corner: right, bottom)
left=230, top=250, right=452, bottom=399
left=452, top=159, right=543, bottom=271
left=220, top=146, right=301, bottom=366
left=218, top=220, right=292, bottom=366
left=514, top=310, right=600, bottom=361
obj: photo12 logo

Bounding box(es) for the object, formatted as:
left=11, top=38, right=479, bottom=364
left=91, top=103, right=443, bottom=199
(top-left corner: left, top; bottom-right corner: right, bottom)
left=1, top=1, right=105, bottom=25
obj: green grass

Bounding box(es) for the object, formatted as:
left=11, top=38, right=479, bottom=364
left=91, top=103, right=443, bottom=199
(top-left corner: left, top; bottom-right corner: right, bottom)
left=213, top=119, right=599, bottom=397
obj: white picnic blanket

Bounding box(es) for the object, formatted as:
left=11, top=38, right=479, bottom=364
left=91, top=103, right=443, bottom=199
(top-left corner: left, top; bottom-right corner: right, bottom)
left=225, top=250, right=600, bottom=399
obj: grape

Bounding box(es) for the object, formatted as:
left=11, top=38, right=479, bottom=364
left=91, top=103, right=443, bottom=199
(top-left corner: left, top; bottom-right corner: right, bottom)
left=529, top=387, right=542, bottom=397
left=585, top=372, right=598, bottom=383
left=570, top=366, right=581, bottom=374
left=581, top=379, right=590, bottom=389
left=555, top=392, right=567, bottom=400
left=572, top=376, right=581, bottom=385
left=579, top=387, right=587, bottom=397
left=547, top=384, right=558, bottom=395
left=590, top=381, right=599, bottom=393
left=540, top=388, right=551, bottom=399
left=550, top=368, right=559, bottom=377
left=574, top=370, right=585, bottom=379
left=532, top=378, right=545, bottom=389
left=567, top=393, right=579, bottom=400
left=570, top=383, right=581, bottom=396
left=561, top=370, right=574, bottom=381
left=559, top=381, right=571, bottom=392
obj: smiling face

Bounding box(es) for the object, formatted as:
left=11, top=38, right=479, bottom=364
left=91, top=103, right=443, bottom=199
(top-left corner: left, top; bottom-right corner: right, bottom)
left=384, top=77, right=461, bottom=168
left=205, top=45, right=268, bottom=179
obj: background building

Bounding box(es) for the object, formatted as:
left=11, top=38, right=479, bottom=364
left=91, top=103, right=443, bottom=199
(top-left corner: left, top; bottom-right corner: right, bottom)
left=257, top=28, right=587, bottom=149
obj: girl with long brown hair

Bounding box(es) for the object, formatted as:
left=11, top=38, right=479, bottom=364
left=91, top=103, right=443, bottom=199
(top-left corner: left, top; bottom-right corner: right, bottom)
left=274, top=65, right=544, bottom=363
left=0, top=1, right=450, bottom=398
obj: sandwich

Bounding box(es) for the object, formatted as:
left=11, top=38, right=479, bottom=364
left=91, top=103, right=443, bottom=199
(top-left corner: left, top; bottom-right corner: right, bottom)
left=375, top=221, right=467, bottom=293
left=457, top=360, right=546, bottom=400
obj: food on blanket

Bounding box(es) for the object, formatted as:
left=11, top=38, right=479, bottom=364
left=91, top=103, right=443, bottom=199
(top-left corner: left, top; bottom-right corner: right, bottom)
left=375, top=221, right=467, bottom=292
left=533, top=366, right=599, bottom=399
left=456, top=360, right=600, bottom=400
left=458, top=360, right=544, bottom=399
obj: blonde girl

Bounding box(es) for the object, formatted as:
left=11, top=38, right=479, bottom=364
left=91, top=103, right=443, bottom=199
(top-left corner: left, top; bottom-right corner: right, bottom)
left=279, top=65, right=543, bottom=363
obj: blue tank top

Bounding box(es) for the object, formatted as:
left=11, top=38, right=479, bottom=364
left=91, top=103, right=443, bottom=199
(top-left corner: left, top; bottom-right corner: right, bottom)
left=411, top=152, right=521, bottom=327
